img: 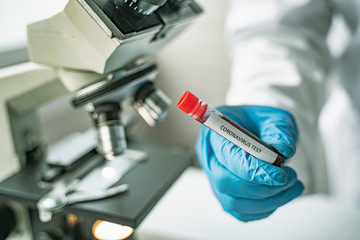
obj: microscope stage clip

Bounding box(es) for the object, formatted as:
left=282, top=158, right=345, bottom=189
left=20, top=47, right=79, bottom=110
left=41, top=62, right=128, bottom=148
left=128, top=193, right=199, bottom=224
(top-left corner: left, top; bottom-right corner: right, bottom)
left=37, top=179, right=129, bottom=223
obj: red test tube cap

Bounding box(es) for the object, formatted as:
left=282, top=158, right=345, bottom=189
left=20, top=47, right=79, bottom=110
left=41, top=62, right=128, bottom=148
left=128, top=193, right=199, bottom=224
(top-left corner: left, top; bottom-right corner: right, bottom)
left=177, top=91, right=207, bottom=121
left=177, top=91, right=199, bottom=114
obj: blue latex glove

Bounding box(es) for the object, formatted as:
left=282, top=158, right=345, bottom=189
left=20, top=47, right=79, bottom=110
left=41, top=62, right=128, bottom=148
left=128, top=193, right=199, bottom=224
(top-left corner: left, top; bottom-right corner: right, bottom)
left=195, top=105, right=304, bottom=222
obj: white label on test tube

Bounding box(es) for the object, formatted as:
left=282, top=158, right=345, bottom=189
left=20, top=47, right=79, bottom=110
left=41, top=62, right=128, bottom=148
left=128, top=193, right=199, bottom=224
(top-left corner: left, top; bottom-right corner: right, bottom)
left=204, top=112, right=278, bottom=164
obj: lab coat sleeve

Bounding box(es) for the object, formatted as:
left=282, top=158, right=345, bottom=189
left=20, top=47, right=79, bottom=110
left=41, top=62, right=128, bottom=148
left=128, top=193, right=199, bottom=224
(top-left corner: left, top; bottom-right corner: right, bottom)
left=225, top=0, right=333, bottom=193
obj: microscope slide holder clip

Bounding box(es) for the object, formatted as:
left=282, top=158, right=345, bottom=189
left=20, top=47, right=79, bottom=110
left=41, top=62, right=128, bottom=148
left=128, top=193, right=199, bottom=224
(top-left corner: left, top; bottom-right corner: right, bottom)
left=37, top=178, right=129, bottom=223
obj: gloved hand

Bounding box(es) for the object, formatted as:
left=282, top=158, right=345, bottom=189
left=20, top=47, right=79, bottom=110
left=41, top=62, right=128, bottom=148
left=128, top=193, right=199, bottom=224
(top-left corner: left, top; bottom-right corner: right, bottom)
left=195, top=105, right=304, bottom=222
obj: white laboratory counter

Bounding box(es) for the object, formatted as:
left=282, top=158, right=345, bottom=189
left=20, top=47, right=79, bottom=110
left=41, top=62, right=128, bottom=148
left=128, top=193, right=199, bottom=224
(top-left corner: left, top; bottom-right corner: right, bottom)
left=137, top=167, right=360, bottom=240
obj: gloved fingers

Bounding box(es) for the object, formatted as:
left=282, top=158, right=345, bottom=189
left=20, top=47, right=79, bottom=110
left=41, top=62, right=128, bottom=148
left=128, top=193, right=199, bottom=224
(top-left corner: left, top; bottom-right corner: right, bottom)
left=211, top=179, right=304, bottom=215
left=257, top=110, right=298, bottom=159
left=195, top=105, right=302, bottom=222
left=217, top=105, right=298, bottom=159
left=224, top=208, right=275, bottom=222
left=208, top=154, right=299, bottom=199
left=208, top=131, right=289, bottom=186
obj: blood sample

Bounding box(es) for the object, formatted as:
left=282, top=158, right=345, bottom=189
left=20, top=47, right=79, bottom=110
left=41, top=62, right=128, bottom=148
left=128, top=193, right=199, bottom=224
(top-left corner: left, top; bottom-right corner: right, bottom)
left=177, top=91, right=285, bottom=167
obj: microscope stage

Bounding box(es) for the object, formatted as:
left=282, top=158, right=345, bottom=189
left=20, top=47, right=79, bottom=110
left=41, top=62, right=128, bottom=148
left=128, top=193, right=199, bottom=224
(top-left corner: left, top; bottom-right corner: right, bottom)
left=0, top=139, right=191, bottom=228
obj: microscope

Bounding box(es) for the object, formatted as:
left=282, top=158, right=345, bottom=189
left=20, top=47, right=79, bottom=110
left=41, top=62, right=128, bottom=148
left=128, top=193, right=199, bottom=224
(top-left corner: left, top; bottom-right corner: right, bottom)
left=0, top=0, right=202, bottom=239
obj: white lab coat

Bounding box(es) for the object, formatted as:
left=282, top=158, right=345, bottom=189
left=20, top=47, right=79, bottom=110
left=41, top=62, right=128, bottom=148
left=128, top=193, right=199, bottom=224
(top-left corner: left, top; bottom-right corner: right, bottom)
left=225, top=0, right=360, bottom=205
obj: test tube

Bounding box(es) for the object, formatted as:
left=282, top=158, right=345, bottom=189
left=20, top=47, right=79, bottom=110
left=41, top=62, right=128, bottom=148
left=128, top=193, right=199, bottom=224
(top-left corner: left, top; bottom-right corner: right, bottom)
left=177, top=91, right=285, bottom=167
